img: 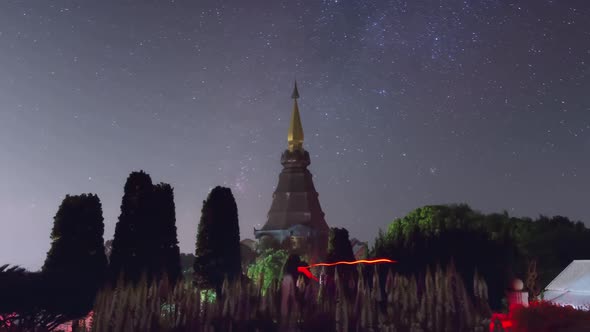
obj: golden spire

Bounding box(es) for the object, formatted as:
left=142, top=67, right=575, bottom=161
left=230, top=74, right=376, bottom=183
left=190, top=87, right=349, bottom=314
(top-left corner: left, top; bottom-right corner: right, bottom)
left=288, top=81, right=304, bottom=151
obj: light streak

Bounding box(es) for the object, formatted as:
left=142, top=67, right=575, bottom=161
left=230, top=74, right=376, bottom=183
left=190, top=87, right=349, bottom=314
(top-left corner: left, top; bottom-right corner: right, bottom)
left=297, top=258, right=397, bottom=282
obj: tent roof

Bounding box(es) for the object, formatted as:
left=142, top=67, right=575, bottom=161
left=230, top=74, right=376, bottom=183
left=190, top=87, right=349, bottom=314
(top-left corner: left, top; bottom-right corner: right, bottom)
left=544, top=260, right=590, bottom=309
left=543, top=290, right=590, bottom=308
left=546, top=260, right=590, bottom=292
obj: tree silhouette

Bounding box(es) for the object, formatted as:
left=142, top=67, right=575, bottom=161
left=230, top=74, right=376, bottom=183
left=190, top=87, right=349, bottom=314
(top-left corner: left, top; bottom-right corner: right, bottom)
left=512, top=215, right=590, bottom=288
left=150, top=183, right=181, bottom=283
left=110, top=171, right=154, bottom=283
left=327, top=227, right=356, bottom=263
left=326, top=227, right=356, bottom=288
left=194, top=186, right=241, bottom=292
left=0, top=265, right=70, bottom=330
left=42, top=193, right=107, bottom=316
left=110, top=172, right=182, bottom=284
left=372, top=204, right=519, bottom=310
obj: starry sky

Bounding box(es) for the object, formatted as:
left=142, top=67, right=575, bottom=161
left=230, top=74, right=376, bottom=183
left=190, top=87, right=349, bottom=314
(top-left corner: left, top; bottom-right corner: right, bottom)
left=1, top=0, right=589, bottom=270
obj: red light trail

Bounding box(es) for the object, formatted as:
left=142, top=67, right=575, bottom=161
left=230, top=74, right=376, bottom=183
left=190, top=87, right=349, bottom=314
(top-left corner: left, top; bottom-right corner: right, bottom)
left=297, top=258, right=397, bottom=282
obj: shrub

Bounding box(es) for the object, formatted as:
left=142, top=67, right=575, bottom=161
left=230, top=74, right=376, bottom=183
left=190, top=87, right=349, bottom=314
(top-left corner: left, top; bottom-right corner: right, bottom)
left=247, top=249, right=289, bottom=294
left=510, top=301, right=590, bottom=332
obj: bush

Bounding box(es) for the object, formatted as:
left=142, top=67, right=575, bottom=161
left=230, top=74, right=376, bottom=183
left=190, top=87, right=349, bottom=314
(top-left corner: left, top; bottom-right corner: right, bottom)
left=0, top=265, right=70, bottom=330
left=510, top=301, right=590, bottom=332
left=247, top=249, right=288, bottom=294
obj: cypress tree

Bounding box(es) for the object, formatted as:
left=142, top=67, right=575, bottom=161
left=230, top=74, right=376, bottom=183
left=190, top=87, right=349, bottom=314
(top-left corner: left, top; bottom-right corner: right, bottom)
left=327, top=227, right=356, bottom=263
left=151, top=183, right=181, bottom=282
left=43, top=194, right=108, bottom=275
left=42, top=193, right=107, bottom=315
left=193, top=186, right=241, bottom=292
left=110, top=171, right=154, bottom=283
left=327, top=227, right=356, bottom=287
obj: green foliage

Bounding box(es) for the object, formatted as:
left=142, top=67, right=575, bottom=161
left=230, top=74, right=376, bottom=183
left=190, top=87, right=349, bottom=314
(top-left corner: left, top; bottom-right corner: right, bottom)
left=373, top=204, right=590, bottom=310
left=200, top=289, right=217, bottom=303
left=193, top=186, right=242, bottom=292
left=373, top=204, right=518, bottom=309
left=510, top=215, right=590, bottom=288
left=247, top=249, right=289, bottom=294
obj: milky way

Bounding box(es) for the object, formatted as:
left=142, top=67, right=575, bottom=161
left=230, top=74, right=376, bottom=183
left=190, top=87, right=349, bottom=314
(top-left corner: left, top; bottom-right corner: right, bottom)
left=0, top=0, right=588, bottom=270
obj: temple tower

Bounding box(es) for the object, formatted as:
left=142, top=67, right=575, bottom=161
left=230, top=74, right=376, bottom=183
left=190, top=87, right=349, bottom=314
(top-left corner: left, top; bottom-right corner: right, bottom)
left=254, top=82, right=329, bottom=262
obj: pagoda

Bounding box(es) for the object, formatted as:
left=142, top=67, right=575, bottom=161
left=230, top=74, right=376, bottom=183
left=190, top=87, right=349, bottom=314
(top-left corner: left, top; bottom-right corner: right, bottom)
left=254, top=82, right=329, bottom=261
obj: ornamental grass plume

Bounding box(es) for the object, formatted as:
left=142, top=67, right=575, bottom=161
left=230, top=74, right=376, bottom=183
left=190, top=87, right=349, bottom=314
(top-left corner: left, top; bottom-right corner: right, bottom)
left=408, top=275, right=419, bottom=319
left=69, top=263, right=500, bottom=332
left=434, top=264, right=446, bottom=332
left=473, top=269, right=492, bottom=318
left=333, top=267, right=349, bottom=332
left=423, top=267, right=435, bottom=331
left=371, top=266, right=382, bottom=303
left=444, top=263, right=457, bottom=332
left=354, top=267, right=367, bottom=330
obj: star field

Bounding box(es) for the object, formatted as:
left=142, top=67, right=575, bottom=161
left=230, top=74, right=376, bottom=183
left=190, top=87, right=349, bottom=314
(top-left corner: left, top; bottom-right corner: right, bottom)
left=0, top=0, right=588, bottom=270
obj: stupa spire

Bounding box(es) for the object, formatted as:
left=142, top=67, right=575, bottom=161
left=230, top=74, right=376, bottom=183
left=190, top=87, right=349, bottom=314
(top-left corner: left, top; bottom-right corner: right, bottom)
left=288, top=81, right=304, bottom=151
left=254, top=80, right=329, bottom=261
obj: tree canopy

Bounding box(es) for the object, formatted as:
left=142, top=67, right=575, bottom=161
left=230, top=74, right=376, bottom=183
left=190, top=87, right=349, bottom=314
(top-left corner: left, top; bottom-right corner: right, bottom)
left=247, top=249, right=289, bottom=294
left=42, top=193, right=108, bottom=317
left=373, top=204, right=590, bottom=309
left=326, top=227, right=357, bottom=285
left=150, top=183, right=181, bottom=283
left=110, top=171, right=181, bottom=283
left=373, top=204, right=518, bottom=309
left=194, top=186, right=242, bottom=292
left=327, top=227, right=356, bottom=263
left=43, top=194, right=107, bottom=279
left=110, top=171, right=154, bottom=283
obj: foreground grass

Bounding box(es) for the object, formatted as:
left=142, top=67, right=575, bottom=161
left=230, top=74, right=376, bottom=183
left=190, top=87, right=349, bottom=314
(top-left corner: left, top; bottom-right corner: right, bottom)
left=85, top=265, right=494, bottom=332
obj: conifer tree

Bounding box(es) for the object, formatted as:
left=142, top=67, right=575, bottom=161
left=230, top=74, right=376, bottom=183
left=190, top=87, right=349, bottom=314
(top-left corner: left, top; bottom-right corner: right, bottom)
left=43, top=194, right=107, bottom=279
left=110, top=171, right=154, bottom=283
left=194, top=186, right=241, bottom=292
left=327, top=227, right=356, bottom=288
left=42, top=193, right=107, bottom=315
left=327, top=227, right=356, bottom=263
left=151, top=183, right=181, bottom=282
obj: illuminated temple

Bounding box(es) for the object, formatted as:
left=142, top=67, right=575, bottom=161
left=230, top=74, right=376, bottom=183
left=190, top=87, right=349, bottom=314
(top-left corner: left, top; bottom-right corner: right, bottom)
left=254, top=82, right=329, bottom=261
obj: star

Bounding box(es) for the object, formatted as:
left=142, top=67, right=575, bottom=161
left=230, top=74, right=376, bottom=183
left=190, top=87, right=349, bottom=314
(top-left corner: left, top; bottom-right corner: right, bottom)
left=1, top=0, right=589, bottom=270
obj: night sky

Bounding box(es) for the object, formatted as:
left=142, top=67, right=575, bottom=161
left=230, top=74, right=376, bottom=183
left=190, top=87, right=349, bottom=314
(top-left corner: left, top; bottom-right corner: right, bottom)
left=1, top=0, right=588, bottom=270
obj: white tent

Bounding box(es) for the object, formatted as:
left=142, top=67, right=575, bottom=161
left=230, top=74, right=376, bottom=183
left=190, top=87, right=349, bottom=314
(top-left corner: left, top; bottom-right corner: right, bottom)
left=544, top=260, right=590, bottom=310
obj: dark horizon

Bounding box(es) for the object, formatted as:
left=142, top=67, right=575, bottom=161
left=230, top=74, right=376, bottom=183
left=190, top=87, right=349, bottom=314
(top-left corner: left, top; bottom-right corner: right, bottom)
left=1, top=0, right=588, bottom=270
